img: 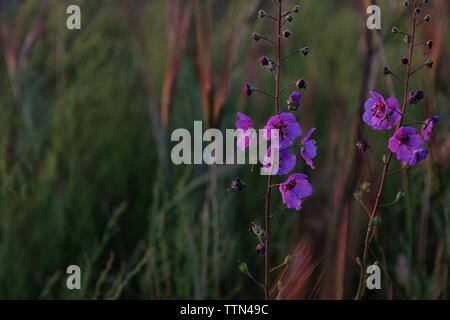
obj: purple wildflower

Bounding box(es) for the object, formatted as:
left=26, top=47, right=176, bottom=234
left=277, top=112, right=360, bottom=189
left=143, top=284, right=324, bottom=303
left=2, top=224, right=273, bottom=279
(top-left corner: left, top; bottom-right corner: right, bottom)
left=263, top=147, right=296, bottom=175
left=279, top=173, right=312, bottom=211
left=235, top=112, right=255, bottom=150
left=363, top=91, right=401, bottom=130
left=264, top=113, right=302, bottom=148
left=299, top=128, right=317, bottom=169
left=287, top=91, right=302, bottom=110
left=408, top=148, right=428, bottom=166
left=422, top=116, right=438, bottom=141
left=388, top=126, right=424, bottom=163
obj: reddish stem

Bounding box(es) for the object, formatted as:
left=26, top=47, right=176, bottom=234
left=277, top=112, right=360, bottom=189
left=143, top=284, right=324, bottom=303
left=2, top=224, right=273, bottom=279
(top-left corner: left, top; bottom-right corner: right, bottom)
left=355, top=0, right=418, bottom=300
left=264, top=0, right=282, bottom=301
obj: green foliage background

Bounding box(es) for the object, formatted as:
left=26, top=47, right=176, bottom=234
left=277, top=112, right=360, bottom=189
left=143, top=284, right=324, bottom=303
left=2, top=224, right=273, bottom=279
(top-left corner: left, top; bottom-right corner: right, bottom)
left=0, top=0, right=448, bottom=299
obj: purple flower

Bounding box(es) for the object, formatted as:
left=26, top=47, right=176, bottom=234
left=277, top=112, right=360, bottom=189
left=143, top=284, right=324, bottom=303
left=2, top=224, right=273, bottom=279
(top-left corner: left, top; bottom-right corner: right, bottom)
left=263, top=147, right=296, bottom=175
left=235, top=112, right=255, bottom=150
left=287, top=91, right=302, bottom=110
left=279, top=173, right=312, bottom=211
left=363, top=91, right=401, bottom=130
left=300, top=128, right=317, bottom=169
left=264, top=113, right=302, bottom=148
left=388, top=126, right=424, bottom=163
left=408, top=148, right=428, bottom=166
left=422, top=115, right=438, bottom=141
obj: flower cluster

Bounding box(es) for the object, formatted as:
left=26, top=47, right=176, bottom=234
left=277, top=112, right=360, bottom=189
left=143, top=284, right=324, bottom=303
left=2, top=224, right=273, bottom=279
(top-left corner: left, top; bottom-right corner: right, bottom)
left=233, top=1, right=316, bottom=299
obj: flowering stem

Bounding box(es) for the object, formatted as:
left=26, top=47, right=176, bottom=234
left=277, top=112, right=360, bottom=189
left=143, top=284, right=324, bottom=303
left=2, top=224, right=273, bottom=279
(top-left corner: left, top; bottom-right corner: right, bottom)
left=386, top=165, right=408, bottom=176
left=260, top=35, right=276, bottom=46
left=279, top=81, right=296, bottom=92
left=355, top=0, right=418, bottom=300
left=263, top=1, right=283, bottom=301
left=281, top=50, right=300, bottom=61
left=269, top=262, right=287, bottom=273
left=270, top=206, right=287, bottom=219
left=254, top=88, right=276, bottom=99
left=368, top=146, right=386, bottom=165
left=409, top=63, right=425, bottom=76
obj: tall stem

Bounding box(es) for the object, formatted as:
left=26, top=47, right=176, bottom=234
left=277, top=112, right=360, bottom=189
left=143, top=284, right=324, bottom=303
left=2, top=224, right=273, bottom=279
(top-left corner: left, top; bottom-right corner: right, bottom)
left=355, top=0, right=417, bottom=300
left=264, top=1, right=282, bottom=300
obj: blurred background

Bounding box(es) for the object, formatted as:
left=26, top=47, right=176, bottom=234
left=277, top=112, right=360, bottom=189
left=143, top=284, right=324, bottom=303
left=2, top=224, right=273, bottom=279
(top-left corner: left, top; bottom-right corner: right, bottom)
left=0, top=0, right=448, bottom=299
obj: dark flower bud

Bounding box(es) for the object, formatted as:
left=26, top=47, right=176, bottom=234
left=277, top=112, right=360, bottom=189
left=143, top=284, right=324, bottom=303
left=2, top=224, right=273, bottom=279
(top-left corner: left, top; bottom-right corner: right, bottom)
left=356, top=137, right=368, bottom=154
left=426, top=40, right=433, bottom=49
left=258, top=10, right=267, bottom=18
left=256, top=243, right=266, bottom=254
left=404, top=0, right=410, bottom=7
left=391, top=26, right=399, bottom=34
left=414, top=7, right=422, bottom=15
left=425, top=58, right=434, bottom=68
left=404, top=35, right=412, bottom=43
left=299, top=46, right=309, bottom=56
left=230, top=177, right=247, bottom=190
left=287, top=15, right=294, bottom=22
left=383, top=66, right=392, bottom=75
left=424, top=14, right=431, bottom=22
left=252, top=33, right=261, bottom=41
left=260, top=56, right=270, bottom=66
left=244, top=83, right=254, bottom=96
left=408, top=90, right=424, bottom=105
left=296, top=78, right=307, bottom=89
left=283, top=30, right=292, bottom=38
left=401, top=56, right=409, bottom=65
left=293, top=5, right=300, bottom=13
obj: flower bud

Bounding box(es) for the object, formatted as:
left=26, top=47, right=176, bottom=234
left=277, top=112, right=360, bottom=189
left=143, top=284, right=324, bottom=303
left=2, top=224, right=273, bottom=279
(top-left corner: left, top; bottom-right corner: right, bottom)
left=401, top=56, right=409, bottom=65
left=287, top=15, right=294, bottom=22
left=356, top=137, right=368, bottom=154
left=425, top=58, right=434, bottom=68
left=258, top=10, right=267, bottom=18
left=252, top=33, right=261, bottom=41
left=283, top=30, right=292, bottom=38
left=426, top=40, right=434, bottom=49
left=391, top=26, right=399, bottom=34
left=293, top=5, right=300, bottom=13
left=424, top=14, right=431, bottom=22
left=299, top=46, right=309, bottom=56
left=382, top=154, right=388, bottom=163
left=414, top=7, right=422, bottom=15
left=230, top=177, right=247, bottom=190
left=361, top=182, right=371, bottom=193
left=244, top=83, right=254, bottom=96
left=404, top=35, right=412, bottom=43
left=408, top=90, right=424, bottom=105
left=284, top=255, right=292, bottom=265
left=296, top=78, right=307, bottom=89
left=353, top=190, right=363, bottom=201
left=356, top=257, right=362, bottom=267
left=256, top=243, right=266, bottom=254
left=383, top=66, right=392, bottom=75
left=395, top=190, right=405, bottom=202
left=268, top=61, right=277, bottom=73
left=238, top=262, right=249, bottom=274
left=373, top=216, right=382, bottom=225
left=260, top=56, right=270, bottom=66
left=404, top=0, right=410, bottom=7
